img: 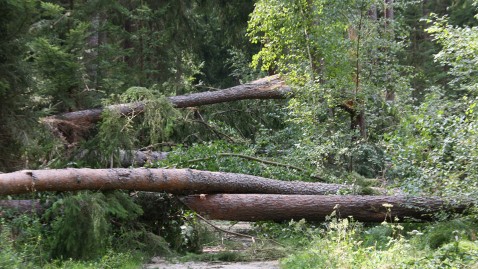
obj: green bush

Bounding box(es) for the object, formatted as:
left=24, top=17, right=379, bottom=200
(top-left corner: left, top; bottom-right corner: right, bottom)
left=281, top=216, right=478, bottom=269
left=0, top=215, right=46, bottom=268
left=44, top=191, right=142, bottom=259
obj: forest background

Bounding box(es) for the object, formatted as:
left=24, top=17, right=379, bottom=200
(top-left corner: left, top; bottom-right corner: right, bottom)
left=1, top=0, right=478, bottom=268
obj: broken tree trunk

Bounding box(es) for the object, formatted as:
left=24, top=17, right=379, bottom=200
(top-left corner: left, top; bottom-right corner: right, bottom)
left=181, top=194, right=470, bottom=222
left=0, top=168, right=357, bottom=196
left=41, top=75, right=291, bottom=142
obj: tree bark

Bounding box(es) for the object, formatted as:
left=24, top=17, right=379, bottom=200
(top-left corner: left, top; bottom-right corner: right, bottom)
left=0, top=168, right=357, bottom=196
left=368, top=4, right=377, bottom=20
left=181, top=194, right=470, bottom=222
left=42, top=75, right=290, bottom=128
left=42, top=75, right=291, bottom=144
left=84, top=13, right=100, bottom=91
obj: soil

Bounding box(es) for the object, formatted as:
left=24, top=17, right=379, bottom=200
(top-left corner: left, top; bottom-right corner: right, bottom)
left=144, top=259, right=280, bottom=269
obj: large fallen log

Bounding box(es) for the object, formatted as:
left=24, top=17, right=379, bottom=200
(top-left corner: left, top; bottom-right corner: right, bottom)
left=41, top=75, right=291, bottom=141
left=0, top=168, right=357, bottom=196
left=180, top=194, right=471, bottom=222
left=2, top=194, right=471, bottom=222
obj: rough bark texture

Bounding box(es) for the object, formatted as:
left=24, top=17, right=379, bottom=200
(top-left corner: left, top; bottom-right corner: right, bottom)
left=0, top=168, right=353, bottom=196
left=2, top=194, right=470, bottom=223
left=42, top=75, right=290, bottom=127
left=181, top=194, right=470, bottom=222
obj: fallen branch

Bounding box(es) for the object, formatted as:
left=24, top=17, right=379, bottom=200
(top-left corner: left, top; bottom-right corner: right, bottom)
left=189, top=153, right=305, bottom=172
left=188, top=153, right=322, bottom=180
left=194, top=213, right=285, bottom=246
left=195, top=213, right=255, bottom=241
left=180, top=194, right=472, bottom=222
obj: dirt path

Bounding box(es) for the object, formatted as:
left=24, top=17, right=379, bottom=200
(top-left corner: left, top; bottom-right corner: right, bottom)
left=144, top=258, right=279, bottom=269
left=143, top=221, right=282, bottom=269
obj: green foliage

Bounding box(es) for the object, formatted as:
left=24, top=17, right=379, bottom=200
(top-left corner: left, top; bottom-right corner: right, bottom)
left=248, top=0, right=412, bottom=181
left=44, top=191, right=143, bottom=259
left=93, top=87, right=181, bottom=166
left=0, top=214, right=143, bottom=268
left=3, top=0, right=478, bottom=267
left=248, top=0, right=352, bottom=82
left=155, top=141, right=314, bottom=181
left=386, top=92, right=478, bottom=197
left=281, top=216, right=478, bottom=269
left=426, top=12, right=478, bottom=94
left=96, top=109, right=137, bottom=167
left=133, top=192, right=193, bottom=253
left=420, top=219, right=478, bottom=249
left=0, top=216, right=45, bottom=268
left=43, top=251, right=143, bottom=269
left=254, top=219, right=319, bottom=248
left=226, top=47, right=265, bottom=83
left=0, top=0, right=41, bottom=171
left=385, top=9, right=478, bottom=198
left=0, top=0, right=261, bottom=169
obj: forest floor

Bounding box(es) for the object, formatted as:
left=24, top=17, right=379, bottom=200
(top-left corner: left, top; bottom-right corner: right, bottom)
left=143, top=222, right=281, bottom=269
left=143, top=259, right=279, bottom=269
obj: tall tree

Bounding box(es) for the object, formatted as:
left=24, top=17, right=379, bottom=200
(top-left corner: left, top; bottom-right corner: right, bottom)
left=0, top=0, right=39, bottom=171
left=247, top=0, right=410, bottom=177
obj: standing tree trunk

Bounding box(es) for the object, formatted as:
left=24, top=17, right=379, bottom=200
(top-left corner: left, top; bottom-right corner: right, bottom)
left=85, top=13, right=100, bottom=91
left=368, top=4, right=377, bottom=21
left=347, top=3, right=368, bottom=139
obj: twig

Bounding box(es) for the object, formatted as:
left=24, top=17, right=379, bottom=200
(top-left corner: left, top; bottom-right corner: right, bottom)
left=187, top=156, right=214, bottom=163
left=195, top=212, right=256, bottom=242
left=195, top=213, right=286, bottom=247
left=138, top=142, right=176, bottom=151
left=218, top=153, right=306, bottom=172
left=191, top=119, right=236, bottom=143
left=188, top=153, right=320, bottom=178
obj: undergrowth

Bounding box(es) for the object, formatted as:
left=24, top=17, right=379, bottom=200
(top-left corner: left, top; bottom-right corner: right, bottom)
left=0, top=190, right=185, bottom=268
left=279, top=215, right=478, bottom=269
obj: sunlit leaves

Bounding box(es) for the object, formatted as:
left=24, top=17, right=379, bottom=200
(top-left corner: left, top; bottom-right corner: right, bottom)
left=247, top=0, right=409, bottom=179
left=426, top=13, right=478, bottom=93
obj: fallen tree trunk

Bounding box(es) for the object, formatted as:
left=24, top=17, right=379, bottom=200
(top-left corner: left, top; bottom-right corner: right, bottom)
left=2, top=194, right=470, bottom=222
left=41, top=76, right=290, bottom=140
left=181, top=194, right=470, bottom=222
left=0, top=168, right=356, bottom=196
